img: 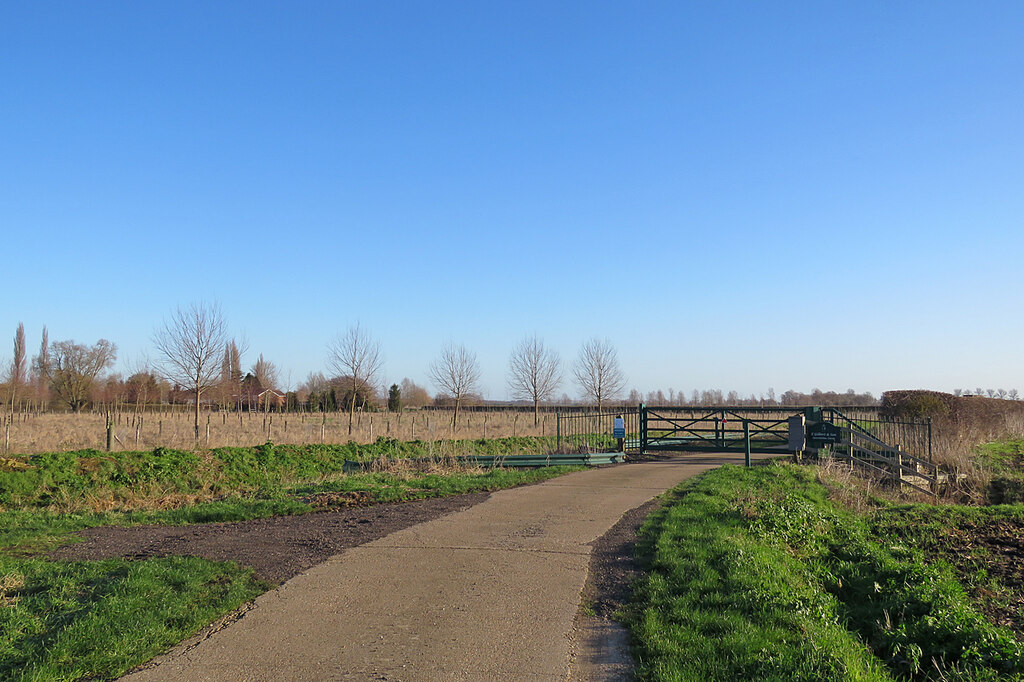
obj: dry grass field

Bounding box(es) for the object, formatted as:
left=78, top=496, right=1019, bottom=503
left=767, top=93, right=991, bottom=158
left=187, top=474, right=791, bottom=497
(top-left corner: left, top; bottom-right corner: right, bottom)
left=2, top=409, right=560, bottom=455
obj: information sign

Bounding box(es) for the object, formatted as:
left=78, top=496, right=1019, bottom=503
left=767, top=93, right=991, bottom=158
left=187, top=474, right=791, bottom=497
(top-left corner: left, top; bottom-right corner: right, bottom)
left=807, top=421, right=843, bottom=448
left=613, top=417, right=625, bottom=439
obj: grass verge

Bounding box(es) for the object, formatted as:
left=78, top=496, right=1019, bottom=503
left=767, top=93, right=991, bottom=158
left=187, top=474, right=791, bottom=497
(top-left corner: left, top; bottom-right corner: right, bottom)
left=975, top=438, right=1024, bottom=504
left=630, top=462, right=1024, bottom=681
left=0, top=438, right=583, bottom=680
left=0, top=436, right=561, bottom=513
left=0, top=555, right=263, bottom=681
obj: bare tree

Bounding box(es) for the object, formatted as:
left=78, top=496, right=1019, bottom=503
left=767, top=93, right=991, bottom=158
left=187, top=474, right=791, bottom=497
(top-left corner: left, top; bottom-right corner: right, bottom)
left=9, top=323, right=26, bottom=415
left=251, top=354, right=280, bottom=392
left=250, top=353, right=281, bottom=413
left=219, top=338, right=246, bottom=411
left=327, top=324, right=383, bottom=434
left=153, top=302, right=228, bottom=445
left=572, top=338, right=626, bottom=410
left=42, top=339, right=117, bottom=411
left=507, top=335, right=561, bottom=425
left=30, top=325, right=50, bottom=408
left=429, top=342, right=481, bottom=431
left=400, top=377, right=432, bottom=407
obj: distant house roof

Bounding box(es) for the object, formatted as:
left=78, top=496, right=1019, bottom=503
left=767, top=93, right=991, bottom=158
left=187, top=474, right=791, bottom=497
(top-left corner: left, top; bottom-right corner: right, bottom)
left=258, top=389, right=285, bottom=398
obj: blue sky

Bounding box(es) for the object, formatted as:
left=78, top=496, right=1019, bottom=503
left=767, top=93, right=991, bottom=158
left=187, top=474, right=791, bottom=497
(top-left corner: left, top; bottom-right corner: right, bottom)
left=2, top=1, right=1023, bottom=400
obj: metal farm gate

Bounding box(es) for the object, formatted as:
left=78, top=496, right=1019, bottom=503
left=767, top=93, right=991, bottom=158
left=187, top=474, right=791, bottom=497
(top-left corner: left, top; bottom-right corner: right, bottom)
left=637, top=404, right=942, bottom=495
left=641, top=405, right=796, bottom=455
left=554, top=404, right=941, bottom=494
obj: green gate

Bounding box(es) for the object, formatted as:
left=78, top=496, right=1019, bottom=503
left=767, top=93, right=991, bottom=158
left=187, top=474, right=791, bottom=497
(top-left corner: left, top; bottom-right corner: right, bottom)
left=641, top=405, right=797, bottom=454
left=636, top=404, right=940, bottom=494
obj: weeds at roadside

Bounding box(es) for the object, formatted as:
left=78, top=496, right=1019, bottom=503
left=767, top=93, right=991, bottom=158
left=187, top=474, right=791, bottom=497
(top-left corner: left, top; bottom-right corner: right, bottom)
left=629, top=462, right=1024, bottom=681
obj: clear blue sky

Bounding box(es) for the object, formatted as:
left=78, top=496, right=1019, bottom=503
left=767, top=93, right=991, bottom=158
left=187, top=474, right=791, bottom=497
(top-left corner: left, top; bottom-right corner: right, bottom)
left=3, top=1, right=1023, bottom=400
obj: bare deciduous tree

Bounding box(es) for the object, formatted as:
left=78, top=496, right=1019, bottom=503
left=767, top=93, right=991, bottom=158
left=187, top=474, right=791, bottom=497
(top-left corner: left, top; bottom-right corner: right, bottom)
left=9, top=323, right=26, bottom=415
left=507, top=335, right=561, bottom=425
left=42, top=339, right=118, bottom=411
left=31, top=326, right=50, bottom=407
left=400, top=377, right=432, bottom=407
left=219, top=338, right=246, bottom=410
left=572, top=338, right=626, bottom=411
left=327, top=324, right=383, bottom=434
left=153, top=302, right=228, bottom=445
left=429, top=342, right=481, bottom=431
left=251, top=354, right=280, bottom=392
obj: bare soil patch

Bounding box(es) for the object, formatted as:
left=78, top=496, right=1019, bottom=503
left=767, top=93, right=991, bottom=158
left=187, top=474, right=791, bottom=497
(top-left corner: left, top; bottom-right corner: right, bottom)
left=583, top=498, right=658, bottom=620
left=49, top=492, right=491, bottom=585
left=569, top=497, right=659, bottom=681
left=937, top=518, right=1024, bottom=636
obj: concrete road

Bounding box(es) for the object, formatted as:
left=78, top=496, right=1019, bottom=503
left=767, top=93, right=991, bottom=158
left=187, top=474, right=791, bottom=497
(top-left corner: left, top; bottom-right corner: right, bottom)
left=124, top=454, right=753, bottom=681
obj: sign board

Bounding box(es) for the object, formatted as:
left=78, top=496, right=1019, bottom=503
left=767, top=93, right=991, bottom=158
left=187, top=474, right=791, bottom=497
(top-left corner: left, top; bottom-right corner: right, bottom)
left=807, top=421, right=843, bottom=448
left=613, top=417, right=625, bottom=439
left=787, top=415, right=805, bottom=451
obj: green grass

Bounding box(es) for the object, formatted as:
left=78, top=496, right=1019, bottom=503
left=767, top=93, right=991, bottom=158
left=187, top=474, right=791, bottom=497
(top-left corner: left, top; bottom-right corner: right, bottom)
left=288, top=466, right=576, bottom=501
left=0, top=555, right=264, bottom=681
left=0, top=436, right=561, bottom=510
left=0, top=437, right=583, bottom=681
left=870, top=503, right=1024, bottom=640
left=976, top=439, right=1024, bottom=503
left=0, top=465, right=580, bottom=556
left=630, top=463, right=1024, bottom=681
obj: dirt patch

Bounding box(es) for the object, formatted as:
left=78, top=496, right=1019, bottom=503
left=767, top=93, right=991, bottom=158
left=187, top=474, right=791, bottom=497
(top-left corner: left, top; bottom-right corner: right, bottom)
left=935, top=518, right=1024, bottom=636
left=584, top=498, right=658, bottom=619
left=570, top=497, right=659, bottom=681
left=49, top=492, right=491, bottom=585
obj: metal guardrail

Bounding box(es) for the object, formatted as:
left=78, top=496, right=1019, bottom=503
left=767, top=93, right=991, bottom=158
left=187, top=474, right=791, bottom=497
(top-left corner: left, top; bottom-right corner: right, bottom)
left=459, top=452, right=626, bottom=467
left=341, top=452, right=626, bottom=472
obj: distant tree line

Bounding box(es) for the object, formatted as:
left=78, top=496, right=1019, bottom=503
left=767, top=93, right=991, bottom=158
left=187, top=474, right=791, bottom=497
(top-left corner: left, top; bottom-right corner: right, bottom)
left=625, top=387, right=879, bottom=407
left=952, top=388, right=1019, bottom=400
left=2, top=304, right=910, bottom=428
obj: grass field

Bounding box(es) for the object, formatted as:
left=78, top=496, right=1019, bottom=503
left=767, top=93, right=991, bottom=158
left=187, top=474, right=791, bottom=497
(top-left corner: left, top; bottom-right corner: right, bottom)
left=0, top=437, right=581, bottom=680
left=630, top=461, right=1024, bottom=681
left=2, top=409, right=560, bottom=455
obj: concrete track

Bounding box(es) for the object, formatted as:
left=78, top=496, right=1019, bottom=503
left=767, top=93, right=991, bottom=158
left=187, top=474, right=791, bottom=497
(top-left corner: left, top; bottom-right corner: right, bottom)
left=124, top=454, right=753, bottom=681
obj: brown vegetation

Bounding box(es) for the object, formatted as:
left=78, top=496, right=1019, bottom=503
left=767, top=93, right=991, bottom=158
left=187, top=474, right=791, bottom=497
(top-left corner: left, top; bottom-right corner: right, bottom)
left=1, top=408, right=559, bottom=455
left=881, top=390, right=1024, bottom=473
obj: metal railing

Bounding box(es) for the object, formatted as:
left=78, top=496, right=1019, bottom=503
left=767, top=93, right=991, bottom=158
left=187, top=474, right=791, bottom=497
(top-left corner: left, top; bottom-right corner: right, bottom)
left=555, top=407, right=640, bottom=453
left=824, top=409, right=939, bottom=495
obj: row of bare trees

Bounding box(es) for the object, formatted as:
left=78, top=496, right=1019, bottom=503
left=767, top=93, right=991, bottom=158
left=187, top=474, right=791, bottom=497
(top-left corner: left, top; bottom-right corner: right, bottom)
left=953, top=388, right=1020, bottom=400
left=318, top=327, right=628, bottom=431
left=4, top=303, right=633, bottom=442
left=6, top=308, right=902, bottom=428
left=625, top=387, right=879, bottom=408
left=3, top=323, right=119, bottom=416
